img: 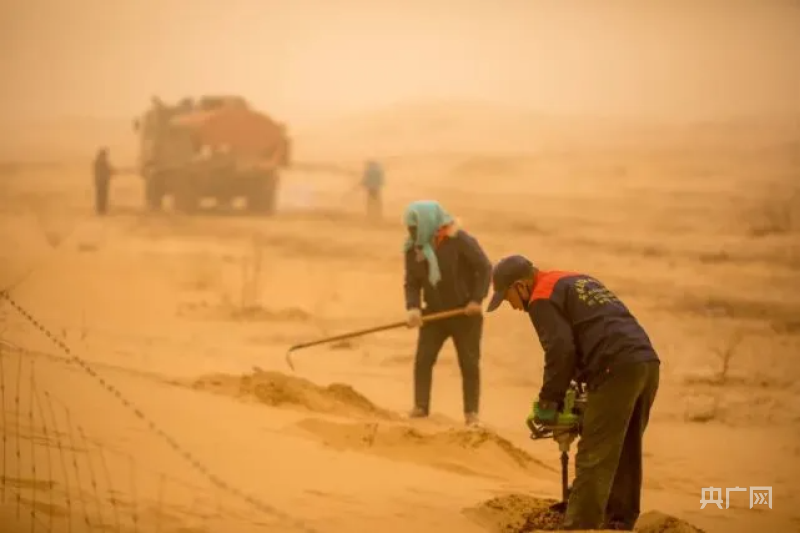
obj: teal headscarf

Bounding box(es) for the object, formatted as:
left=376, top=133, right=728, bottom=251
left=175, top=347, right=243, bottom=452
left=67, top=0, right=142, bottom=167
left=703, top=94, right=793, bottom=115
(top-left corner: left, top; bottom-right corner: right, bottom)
left=403, top=200, right=454, bottom=287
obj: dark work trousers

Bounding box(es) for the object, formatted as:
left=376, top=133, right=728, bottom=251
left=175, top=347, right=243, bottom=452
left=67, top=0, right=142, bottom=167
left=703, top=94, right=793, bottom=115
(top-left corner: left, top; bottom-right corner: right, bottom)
left=563, top=360, right=660, bottom=531
left=413, top=314, right=482, bottom=415
left=94, top=177, right=109, bottom=215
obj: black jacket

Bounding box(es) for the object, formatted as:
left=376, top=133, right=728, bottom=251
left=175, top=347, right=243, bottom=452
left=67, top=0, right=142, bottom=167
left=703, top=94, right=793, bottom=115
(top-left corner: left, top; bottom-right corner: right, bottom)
left=528, top=271, right=659, bottom=403
left=404, top=228, right=492, bottom=313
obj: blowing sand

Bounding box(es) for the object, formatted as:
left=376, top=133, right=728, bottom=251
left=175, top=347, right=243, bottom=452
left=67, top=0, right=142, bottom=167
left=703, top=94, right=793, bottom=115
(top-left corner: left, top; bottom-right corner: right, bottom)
left=1, top=109, right=799, bottom=533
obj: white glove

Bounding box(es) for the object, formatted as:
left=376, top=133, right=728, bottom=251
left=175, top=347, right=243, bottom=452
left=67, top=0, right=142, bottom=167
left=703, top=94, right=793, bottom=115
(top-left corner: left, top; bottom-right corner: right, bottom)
left=406, top=308, right=423, bottom=328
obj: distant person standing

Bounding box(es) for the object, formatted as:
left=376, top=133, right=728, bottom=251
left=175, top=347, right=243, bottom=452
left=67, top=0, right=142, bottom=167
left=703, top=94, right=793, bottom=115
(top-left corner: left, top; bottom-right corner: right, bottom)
left=93, top=147, right=114, bottom=215
left=361, top=160, right=385, bottom=220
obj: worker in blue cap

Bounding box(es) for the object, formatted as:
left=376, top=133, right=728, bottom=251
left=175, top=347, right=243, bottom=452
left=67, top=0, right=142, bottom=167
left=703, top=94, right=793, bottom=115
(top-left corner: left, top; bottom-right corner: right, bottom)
left=487, top=255, right=660, bottom=530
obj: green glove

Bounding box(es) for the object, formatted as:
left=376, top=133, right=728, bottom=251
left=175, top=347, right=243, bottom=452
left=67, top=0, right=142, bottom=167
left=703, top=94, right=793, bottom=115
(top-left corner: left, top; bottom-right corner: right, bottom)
left=526, top=400, right=558, bottom=428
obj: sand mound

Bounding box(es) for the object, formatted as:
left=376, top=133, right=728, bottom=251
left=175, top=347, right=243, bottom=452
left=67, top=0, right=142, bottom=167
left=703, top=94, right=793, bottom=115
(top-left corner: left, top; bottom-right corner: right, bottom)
left=296, top=419, right=552, bottom=479
left=464, top=494, right=566, bottom=532
left=634, top=511, right=707, bottom=533
left=464, top=494, right=706, bottom=533
left=191, top=369, right=397, bottom=419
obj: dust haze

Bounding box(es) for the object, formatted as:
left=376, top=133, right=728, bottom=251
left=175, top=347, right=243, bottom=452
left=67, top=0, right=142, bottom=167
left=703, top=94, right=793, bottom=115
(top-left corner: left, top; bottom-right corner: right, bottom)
left=1, top=1, right=799, bottom=533
left=3, top=0, right=800, bottom=120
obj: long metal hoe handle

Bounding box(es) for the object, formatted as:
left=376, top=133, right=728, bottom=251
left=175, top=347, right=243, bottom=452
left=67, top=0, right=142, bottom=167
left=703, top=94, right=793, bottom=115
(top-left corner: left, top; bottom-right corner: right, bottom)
left=284, top=306, right=470, bottom=371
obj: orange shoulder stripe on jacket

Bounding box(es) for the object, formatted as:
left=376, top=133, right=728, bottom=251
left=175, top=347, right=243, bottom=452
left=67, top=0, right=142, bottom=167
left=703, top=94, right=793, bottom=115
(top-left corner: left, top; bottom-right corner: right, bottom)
left=530, top=270, right=579, bottom=301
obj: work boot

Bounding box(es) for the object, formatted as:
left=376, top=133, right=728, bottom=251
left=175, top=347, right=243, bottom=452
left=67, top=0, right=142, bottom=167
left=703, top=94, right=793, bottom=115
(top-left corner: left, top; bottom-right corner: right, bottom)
left=464, top=412, right=480, bottom=427
left=408, top=406, right=428, bottom=419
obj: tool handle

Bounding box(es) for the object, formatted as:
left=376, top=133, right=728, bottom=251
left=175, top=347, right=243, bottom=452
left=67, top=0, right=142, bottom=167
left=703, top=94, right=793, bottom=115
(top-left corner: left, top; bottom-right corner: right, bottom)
left=421, top=306, right=471, bottom=324
left=287, top=306, right=469, bottom=352
left=561, top=451, right=570, bottom=503
left=289, top=321, right=406, bottom=351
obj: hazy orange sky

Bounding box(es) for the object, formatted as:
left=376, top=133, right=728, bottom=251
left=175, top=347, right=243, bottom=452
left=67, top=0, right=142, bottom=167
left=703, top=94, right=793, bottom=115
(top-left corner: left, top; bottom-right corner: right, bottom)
left=2, top=0, right=799, bottom=125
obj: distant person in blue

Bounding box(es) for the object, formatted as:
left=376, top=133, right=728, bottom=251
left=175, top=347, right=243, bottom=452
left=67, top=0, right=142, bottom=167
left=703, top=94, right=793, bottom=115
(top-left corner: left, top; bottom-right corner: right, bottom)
left=361, top=160, right=384, bottom=220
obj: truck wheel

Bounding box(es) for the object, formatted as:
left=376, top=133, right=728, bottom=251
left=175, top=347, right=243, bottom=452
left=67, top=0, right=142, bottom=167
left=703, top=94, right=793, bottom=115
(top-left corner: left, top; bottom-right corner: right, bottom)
left=173, top=179, right=199, bottom=214
left=247, top=173, right=278, bottom=215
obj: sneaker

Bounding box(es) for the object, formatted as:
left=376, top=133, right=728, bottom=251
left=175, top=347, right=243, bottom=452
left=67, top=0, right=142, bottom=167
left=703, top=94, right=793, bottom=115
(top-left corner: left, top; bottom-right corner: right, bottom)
left=464, top=412, right=481, bottom=427
left=408, top=406, right=428, bottom=419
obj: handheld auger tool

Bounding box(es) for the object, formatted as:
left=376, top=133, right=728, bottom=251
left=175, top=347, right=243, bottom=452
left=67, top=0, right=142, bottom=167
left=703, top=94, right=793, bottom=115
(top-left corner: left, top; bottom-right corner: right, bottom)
left=527, top=382, right=588, bottom=512
left=284, top=307, right=469, bottom=371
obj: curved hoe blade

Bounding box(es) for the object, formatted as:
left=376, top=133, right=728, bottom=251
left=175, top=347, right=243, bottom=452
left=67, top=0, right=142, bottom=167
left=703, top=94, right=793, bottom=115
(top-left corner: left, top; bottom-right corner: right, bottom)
left=285, top=347, right=297, bottom=371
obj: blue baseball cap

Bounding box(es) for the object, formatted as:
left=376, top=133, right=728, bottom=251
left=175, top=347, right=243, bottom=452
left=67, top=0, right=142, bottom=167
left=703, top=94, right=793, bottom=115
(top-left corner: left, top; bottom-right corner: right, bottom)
left=487, top=255, right=536, bottom=312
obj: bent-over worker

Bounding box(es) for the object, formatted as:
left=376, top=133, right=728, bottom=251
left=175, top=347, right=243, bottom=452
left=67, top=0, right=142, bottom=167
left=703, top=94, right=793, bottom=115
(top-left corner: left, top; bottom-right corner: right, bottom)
left=403, top=200, right=492, bottom=427
left=93, top=147, right=114, bottom=215
left=487, top=255, right=660, bottom=530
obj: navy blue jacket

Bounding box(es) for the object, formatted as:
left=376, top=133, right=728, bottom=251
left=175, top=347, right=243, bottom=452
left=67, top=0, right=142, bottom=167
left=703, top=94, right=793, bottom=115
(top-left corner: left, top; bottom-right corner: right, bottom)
left=528, top=271, right=659, bottom=403
left=404, top=228, right=492, bottom=313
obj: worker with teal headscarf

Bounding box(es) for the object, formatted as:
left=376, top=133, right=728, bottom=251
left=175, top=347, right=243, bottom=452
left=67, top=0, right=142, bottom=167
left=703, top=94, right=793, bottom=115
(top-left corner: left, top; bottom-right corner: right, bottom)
left=361, top=160, right=385, bottom=219
left=403, top=200, right=492, bottom=427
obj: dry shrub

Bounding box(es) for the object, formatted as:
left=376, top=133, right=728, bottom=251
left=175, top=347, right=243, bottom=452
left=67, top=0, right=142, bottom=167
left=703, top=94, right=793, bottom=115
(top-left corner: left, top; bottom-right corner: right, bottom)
left=713, top=331, right=743, bottom=386
left=682, top=332, right=743, bottom=424
left=681, top=332, right=743, bottom=387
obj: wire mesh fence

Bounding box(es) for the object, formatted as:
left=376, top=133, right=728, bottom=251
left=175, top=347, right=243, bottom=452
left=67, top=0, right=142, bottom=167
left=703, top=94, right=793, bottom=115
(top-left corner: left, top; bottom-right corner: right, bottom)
left=0, top=291, right=318, bottom=533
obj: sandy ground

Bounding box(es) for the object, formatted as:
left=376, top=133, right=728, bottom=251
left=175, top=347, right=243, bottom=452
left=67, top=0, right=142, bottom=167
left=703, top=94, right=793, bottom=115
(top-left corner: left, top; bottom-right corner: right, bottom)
left=1, top=110, right=799, bottom=533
